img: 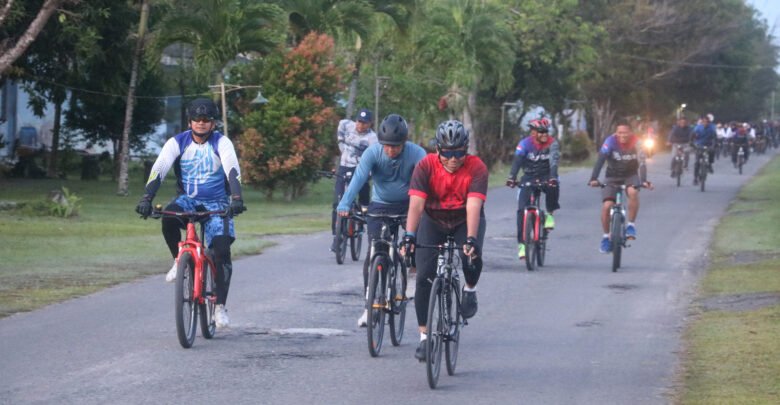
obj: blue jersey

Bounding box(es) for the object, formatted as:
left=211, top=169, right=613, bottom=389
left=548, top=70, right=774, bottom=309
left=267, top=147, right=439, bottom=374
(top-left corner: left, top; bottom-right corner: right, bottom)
left=692, top=123, right=717, bottom=147
left=590, top=134, right=646, bottom=181
left=508, top=136, right=560, bottom=180
left=337, top=142, right=427, bottom=212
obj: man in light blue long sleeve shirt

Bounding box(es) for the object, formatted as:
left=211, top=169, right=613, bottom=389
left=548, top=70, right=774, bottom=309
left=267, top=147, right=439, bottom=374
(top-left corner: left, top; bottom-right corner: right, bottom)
left=337, top=114, right=426, bottom=327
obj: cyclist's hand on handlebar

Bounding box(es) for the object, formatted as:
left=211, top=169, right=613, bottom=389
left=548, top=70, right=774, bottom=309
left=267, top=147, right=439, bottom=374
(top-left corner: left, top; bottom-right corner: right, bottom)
left=400, top=233, right=416, bottom=256
left=547, top=178, right=559, bottom=187
left=230, top=197, right=246, bottom=216
left=135, top=195, right=153, bottom=219
left=588, top=179, right=600, bottom=187
left=642, top=181, right=654, bottom=190
left=505, top=178, right=517, bottom=188
left=464, top=236, right=480, bottom=259
left=337, top=209, right=350, bottom=217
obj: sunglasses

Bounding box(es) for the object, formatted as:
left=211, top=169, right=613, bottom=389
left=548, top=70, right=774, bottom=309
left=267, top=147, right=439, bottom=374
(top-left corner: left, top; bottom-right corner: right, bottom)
left=191, top=117, right=213, bottom=124
left=438, top=149, right=467, bottom=159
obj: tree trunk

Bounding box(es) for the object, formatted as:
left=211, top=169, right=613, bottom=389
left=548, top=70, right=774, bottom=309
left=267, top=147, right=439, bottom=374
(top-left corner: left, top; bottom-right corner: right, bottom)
left=591, top=98, right=616, bottom=147
left=0, top=0, right=72, bottom=75
left=463, top=89, right=478, bottom=155
left=117, top=0, right=150, bottom=196
left=345, top=58, right=362, bottom=120
left=46, top=99, right=62, bottom=178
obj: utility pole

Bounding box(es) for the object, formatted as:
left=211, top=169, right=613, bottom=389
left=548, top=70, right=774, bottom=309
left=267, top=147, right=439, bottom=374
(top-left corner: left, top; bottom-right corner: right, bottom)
left=373, top=65, right=389, bottom=132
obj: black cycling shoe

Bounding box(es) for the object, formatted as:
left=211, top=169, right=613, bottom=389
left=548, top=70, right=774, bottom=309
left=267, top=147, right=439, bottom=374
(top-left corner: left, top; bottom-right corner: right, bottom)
left=415, top=340, right=427, bottom=362
left=461, top=290, right=478, bottom=319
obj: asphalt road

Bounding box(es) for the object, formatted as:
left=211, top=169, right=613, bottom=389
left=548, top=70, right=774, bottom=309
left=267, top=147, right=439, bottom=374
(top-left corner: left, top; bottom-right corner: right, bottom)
left=1, top=147, right=776, bottom=404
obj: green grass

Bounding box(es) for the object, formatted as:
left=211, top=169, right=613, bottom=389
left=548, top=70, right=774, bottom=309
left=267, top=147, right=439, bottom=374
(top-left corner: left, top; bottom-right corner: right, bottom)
left=678, top=156, right=780, bottom=404
left=0, top=168, right=334, bottom=317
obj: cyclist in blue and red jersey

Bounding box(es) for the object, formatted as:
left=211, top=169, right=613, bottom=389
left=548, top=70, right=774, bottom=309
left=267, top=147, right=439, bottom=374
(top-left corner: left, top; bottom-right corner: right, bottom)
left=588, top=121, right=652, bottom=254
left=135, top=98, right=245, bottom=329
left=731, top=123, right=751, bottom=167
left=400, top=120, right=488, bottom=362
left=506, top=117, right=560, bottom=260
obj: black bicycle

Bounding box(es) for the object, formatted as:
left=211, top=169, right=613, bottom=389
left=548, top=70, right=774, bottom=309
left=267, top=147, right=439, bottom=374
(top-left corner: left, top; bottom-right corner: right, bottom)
left=415, top=235, right=468, bottom=389
left=365, top=214, right=409, bottom=357
left=509, top=179, right=551, bottom=271
left=736, top=145, right=746, bottom=175
left=596, top=183, right=644, bottom=272
left=670, top=144, right=688, bottom=187
left=693, top=146, right=710, bottom=192
left=318, top=170, right=366, bottom=264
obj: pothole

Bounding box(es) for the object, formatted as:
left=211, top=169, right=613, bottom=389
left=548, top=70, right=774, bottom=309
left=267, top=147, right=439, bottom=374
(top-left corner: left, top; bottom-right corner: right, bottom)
left=605, top=284, right=639, bottom=292
left=698, top=292, right=780, bottom=312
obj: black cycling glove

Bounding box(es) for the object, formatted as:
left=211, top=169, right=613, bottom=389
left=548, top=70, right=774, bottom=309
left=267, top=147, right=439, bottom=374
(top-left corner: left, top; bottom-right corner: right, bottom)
left=230, top=196, right=246, bottom=216
left=464, top=236, right=480, bottom=257
left=135, top=195, right=153, bottom=218
left=402, top=233, right=416, bottom=254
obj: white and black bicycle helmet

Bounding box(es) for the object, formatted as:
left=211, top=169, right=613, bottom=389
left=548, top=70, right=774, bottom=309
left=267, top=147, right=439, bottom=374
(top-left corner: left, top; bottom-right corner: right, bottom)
left=435, top=120, right=469, bottom=149
left=378, top=114, right=409, bottom=146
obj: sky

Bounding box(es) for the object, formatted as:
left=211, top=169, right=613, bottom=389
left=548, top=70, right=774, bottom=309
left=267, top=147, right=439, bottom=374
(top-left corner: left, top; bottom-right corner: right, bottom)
left=748, top=0, right=780, bottom=41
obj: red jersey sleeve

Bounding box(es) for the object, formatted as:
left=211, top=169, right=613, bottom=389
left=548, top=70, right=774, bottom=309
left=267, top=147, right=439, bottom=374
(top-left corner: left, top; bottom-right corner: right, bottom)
left=409, top=153, right=435, bottom=199
left=466, top=156, right=488, bottom=201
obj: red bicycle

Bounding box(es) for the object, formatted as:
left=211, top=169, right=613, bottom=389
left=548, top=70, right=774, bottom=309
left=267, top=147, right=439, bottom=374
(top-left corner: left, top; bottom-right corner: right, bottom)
left=151, top=206, right=226, bottom=348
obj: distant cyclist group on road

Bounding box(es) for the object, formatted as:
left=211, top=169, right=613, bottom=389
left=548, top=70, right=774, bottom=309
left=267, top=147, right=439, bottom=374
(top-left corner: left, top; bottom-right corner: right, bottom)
left=134, top=98, right=772, bottom=376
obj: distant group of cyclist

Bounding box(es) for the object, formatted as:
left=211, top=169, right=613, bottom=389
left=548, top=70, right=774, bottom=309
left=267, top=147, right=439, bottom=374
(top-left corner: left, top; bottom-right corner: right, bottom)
left=135, top=97, right=775, bottom=365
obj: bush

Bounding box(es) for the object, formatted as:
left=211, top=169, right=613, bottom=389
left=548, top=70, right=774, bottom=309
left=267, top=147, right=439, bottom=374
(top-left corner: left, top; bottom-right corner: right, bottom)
left=12, top=187, right=82, bottom=218
left=561, top=131, right=593, bottom=162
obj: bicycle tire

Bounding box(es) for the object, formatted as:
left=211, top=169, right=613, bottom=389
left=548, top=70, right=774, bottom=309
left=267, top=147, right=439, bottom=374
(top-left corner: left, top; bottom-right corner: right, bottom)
left=175, top=252, right=198, bottom=348
left=349, top=219, right=363, bottom=261
left=738, top=156, right=744, bottom=175
left=610, top=211, right=622, bottom=272
left=199, top=258, right=216, bottom=339
left=537, top=232, right=547, bottom=267
left=389, top=254, right=407, bottom=346
left=445, top=278, right=461, bottom=376
left=426, top=277, right=444, bottom=389
left=699, top=160, right=707, bottom=192
left=335, top=217, right=348, bottom=264
left=366, top=254, right=387, bottom=357
left=524, top=211, right=537, bottom=271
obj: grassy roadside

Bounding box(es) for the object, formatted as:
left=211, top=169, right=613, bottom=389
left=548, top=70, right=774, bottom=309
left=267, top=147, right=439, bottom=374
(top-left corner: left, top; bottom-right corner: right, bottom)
left=0, top=168, right=334, bottom=318
left=677, top=156, right=780, bottom=403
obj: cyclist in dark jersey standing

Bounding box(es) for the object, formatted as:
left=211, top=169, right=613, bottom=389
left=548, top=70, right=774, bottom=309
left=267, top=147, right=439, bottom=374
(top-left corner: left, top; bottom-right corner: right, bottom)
left=400, top=120, right=488, bottom=361
left=506, top=117, right=560, bottom=260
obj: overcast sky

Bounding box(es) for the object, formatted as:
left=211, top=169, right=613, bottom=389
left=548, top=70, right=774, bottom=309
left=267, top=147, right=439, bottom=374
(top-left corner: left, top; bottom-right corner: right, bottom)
left=748, top=0, right=780, bottom=39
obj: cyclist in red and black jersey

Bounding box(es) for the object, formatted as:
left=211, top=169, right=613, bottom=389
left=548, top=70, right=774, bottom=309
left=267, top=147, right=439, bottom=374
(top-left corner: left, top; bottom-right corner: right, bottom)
left=400, top=120, right=488, bottom=362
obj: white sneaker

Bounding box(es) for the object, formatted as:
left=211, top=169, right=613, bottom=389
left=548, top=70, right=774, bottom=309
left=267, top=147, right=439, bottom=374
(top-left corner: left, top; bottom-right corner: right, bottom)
left=357, top=309, right=368, bottom=328
left=215, top=304, right=229, bottom=328
left=165, top=260, right=177, bottom=283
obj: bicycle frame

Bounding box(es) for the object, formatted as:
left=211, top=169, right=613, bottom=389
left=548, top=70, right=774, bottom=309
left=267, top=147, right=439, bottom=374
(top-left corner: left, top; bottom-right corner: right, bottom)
left=520, top=182, right=545, bottom=244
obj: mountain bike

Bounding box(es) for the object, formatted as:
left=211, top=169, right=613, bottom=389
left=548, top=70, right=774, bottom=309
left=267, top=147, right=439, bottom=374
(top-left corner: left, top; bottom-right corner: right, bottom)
left=318, top=170, right=366, bottom=264
left=150, top=207, right=226, bottom=348
left=509, top=179, right=552, bottom=271
left=670, top=144, right=687, bottom=187
left=365, top=213, right=408, bottom=357
left=415, top=235, right=468, bottom=389
left=596, top=183, right=643, bottom=272
left=694, top=146, right=710, bottom=192
left=736, top=145, right=746, bottom=175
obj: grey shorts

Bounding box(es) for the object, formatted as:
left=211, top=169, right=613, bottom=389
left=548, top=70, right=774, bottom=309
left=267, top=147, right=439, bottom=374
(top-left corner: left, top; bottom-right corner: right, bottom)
left=601, top=175, right=640, bottom=201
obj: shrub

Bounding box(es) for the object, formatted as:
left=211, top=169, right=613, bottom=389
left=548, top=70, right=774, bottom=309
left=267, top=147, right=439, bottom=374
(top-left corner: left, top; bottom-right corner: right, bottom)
left=561, top=131, right=593, bottom=162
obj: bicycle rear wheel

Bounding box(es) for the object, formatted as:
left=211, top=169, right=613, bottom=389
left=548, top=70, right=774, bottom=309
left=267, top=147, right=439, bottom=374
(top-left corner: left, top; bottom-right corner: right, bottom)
left=537, top=234, right=547, bottom=267
left=445, top=278, right=461, bottom=376
left=199, top=258, right=216, bottom=339
left=349, top=219, right=363, bottom=261
left=389, top=254, right=407, bottom=346
left=426, top=277, right=444, bottom=389
left=175, top=252, right=198, bottom=348
left=610, top=212, right=623, bottom=272
left=366, top=254, right=388, bottom=357
left=334, top=217, right=348, bottom=264
left=524, top=211, right=537, bottom=271
left=738, top=156, right=744, bottom=175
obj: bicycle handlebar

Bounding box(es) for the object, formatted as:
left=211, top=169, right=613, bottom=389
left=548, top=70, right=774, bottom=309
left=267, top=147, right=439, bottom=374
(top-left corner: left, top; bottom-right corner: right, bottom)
left=149, top=208, right=229, bottom=220
left=506, top=179, right=557, bottom=189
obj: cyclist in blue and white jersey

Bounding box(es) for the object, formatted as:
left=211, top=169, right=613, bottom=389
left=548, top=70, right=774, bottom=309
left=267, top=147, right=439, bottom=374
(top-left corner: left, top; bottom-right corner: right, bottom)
left=135, top=98, right=245, bottom=328
left=691, top=115, right=717, bottom=184
left=337, top=114, right=426, bottom=327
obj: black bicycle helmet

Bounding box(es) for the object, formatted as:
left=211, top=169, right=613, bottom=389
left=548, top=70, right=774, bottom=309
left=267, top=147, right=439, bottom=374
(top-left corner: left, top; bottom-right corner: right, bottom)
left=187, top=98, right=220, bottom=121
left=435, top=119, right=469, bottom=149
left=378, top=114, right=409, bottom=145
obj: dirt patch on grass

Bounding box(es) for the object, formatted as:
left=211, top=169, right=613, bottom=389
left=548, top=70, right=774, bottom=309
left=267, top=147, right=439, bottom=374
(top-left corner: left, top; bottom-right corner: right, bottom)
left=698, top=292, right=780, bottom=312
left=723, top=251, right=780, bottom=265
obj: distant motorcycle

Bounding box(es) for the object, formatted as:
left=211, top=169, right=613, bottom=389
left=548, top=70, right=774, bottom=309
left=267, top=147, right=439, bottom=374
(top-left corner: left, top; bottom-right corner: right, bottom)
left=642, top=136, right=656, bottom=158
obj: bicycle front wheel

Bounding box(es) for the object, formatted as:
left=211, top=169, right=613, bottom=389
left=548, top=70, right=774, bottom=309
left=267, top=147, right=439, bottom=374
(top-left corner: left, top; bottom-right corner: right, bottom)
left=366, top=254, right=388, bottom=357
left=335, top=217, right=348, bottom=264
left=349, top=219, right=363, bottom=261
left=524, top=211, right=537, bottom=271
left=426, top=277, right=444, bottom=389
left=610, top=212, right=623, bottom=272
left=389, top=254, right=407, bottom=346
left=445, top=278, right=461, bottom=376
left=175, top=252, right=198, bottom=348
left=199, top=258, right=216, bottom=339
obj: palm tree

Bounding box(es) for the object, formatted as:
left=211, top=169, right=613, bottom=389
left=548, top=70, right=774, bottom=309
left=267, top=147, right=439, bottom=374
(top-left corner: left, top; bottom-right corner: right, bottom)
left=153, top=0, right=286, bottom=86
left=415, top=0, right=515, bottom=154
